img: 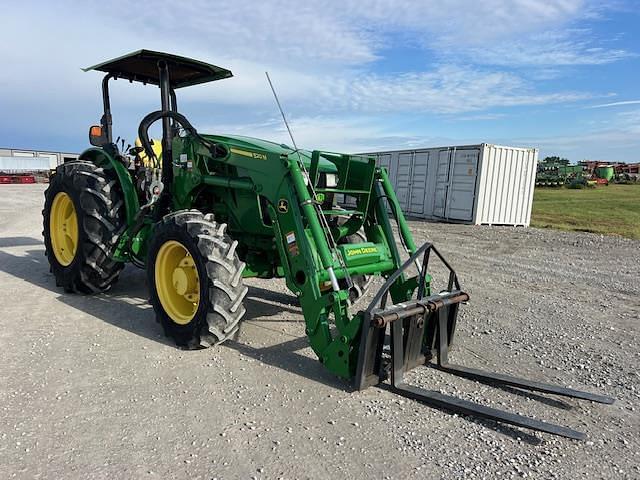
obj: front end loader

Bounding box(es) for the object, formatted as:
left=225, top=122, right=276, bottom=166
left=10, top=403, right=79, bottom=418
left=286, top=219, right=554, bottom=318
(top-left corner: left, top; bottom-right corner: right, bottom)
left=43, top=50, right=613, bottom=440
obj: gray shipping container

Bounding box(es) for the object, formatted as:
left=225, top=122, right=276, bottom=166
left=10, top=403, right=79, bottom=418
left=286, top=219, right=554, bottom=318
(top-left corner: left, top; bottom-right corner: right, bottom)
left=355, top=144, right=538, bottom=227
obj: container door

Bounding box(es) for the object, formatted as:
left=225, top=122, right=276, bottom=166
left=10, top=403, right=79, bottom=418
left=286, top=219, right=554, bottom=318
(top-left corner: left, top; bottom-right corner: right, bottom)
left=376, top=154, right=393, bottom=213
left=377, top=154, right=392, bottom=176
left=433, top=150, right=451, bottom=217
left=38, top=152, right=59, bottom=169
left=446, top=149, right=479, bottom=221
left=395, top=152, right=413, bottom=211
left=408, top=152, right=429, bottom=215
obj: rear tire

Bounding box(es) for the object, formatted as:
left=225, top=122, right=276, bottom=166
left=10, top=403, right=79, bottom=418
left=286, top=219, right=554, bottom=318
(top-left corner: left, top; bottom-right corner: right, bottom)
left=43, top=160, right=125, bottom=293
left=147, top=210, right=248, bottom=349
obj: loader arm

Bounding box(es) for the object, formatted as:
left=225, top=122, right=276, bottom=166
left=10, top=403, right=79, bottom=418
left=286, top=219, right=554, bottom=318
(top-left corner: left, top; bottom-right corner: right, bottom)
left=260, top=149, right=425, bottom=379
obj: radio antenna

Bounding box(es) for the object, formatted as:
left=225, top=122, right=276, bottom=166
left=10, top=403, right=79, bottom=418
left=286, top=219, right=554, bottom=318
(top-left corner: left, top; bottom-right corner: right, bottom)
left=264, top=71, right=351, bottom=292
left=265, top=72, right=299, bottom=151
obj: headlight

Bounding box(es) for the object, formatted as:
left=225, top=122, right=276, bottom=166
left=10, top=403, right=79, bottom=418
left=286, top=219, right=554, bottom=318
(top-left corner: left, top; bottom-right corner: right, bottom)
left=324, top=173, right=338, bottom=188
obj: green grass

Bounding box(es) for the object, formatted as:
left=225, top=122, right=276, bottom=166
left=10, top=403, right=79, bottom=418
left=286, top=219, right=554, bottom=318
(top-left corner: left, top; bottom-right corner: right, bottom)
left=531, top=184, right=640, bottom=240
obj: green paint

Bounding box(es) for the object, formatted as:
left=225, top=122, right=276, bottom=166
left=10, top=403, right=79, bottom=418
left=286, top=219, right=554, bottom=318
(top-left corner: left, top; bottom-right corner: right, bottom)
left=595, top=166, right=614, bottom=181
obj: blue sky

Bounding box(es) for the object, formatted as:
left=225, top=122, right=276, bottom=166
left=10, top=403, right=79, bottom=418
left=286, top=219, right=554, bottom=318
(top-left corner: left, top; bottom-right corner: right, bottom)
left=1, top=0, right=639, bottom=162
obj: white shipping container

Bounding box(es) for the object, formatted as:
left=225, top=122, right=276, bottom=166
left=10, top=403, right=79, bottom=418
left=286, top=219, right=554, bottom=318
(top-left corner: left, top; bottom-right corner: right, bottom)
left=37, top=152, right=60, bottom=169
left=0, top=156, right=51, bottom=172
left=0, top=148, right=79, bottom=169
left=357, top=144, right=538, bottom=227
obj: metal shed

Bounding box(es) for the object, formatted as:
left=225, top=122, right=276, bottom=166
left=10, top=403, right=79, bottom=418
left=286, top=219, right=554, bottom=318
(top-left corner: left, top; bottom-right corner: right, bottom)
left=0, top=148, right=79, bottom=169
left=356, top=143, right=538, bottom=227
left=0, top=156, right=51, bottom=172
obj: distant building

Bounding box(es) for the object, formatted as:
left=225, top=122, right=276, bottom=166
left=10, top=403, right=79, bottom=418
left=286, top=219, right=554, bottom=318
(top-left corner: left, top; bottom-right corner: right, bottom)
left=0, top=147, right=79, bottom=172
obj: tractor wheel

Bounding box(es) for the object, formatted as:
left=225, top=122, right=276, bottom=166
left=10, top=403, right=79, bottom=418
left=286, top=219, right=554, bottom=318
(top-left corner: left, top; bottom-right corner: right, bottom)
left=147, top=210, right=248, bottom=349
left=43, top=160, right=126, bottom=293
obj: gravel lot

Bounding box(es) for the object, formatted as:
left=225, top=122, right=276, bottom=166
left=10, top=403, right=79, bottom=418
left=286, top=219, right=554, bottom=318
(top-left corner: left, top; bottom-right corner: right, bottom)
left=1, top=184, right=638, bottom=479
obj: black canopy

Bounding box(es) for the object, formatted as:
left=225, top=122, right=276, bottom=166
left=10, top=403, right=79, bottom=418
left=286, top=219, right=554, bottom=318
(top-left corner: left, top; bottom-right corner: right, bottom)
left=83, top=49, right=233, bottom=88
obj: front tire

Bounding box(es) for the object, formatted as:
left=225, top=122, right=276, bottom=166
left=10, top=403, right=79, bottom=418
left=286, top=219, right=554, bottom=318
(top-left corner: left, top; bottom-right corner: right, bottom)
left=147, top=210, right=248, bottom=349
left=43, top=161, right=125, bottom=293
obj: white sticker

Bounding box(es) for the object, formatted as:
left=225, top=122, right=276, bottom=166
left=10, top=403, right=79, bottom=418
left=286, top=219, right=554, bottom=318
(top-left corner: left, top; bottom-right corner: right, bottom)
left=187, top=161, right=193, bottom=169
left=286, top=232, right=296, bottom=244
left=179, top=153, right=188, bottom=163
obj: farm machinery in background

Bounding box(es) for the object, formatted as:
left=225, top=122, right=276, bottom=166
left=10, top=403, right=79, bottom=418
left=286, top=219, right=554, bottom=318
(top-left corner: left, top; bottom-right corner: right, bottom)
left=42, top=50, right=613, bottom=440
left=536, top=157, right=639, bottom=187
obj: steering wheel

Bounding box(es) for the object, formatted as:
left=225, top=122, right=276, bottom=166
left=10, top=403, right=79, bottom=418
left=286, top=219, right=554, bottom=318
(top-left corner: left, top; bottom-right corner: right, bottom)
left=137, top=110, right=227, bottom=163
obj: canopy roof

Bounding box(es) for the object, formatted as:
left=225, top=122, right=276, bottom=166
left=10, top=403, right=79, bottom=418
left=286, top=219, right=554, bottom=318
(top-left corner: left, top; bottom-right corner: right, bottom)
left=83, top=49, right=233, bottom=88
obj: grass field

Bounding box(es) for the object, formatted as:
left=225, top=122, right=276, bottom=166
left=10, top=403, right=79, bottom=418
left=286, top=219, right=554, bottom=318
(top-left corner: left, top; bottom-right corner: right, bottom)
left=531, top=184, right=640, bottom=240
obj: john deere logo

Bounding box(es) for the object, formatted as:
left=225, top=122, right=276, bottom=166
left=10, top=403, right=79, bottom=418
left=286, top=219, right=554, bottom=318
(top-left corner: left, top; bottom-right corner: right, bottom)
left=277, top=199, right=289, bottom=213
left=346, top=246, right=378, bottom=257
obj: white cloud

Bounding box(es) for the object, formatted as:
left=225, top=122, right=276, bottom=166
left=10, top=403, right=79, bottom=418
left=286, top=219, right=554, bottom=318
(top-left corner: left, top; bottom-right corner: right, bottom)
left=588, top=100, right=640, bottom=108
left=32, top=0, right=626, bottom=71
left=205, top=115, right=413, bottom=152
left=320, top=65, right=591, bottom=113
left=462, top=30, right=632, bottom=66
left=353, top=0, right=587, bottom=45
left=103, top=0, right=379, bottom=67
left=184, top=64, right=591, bottom=116
left=512, top=107, right=640, bottom=161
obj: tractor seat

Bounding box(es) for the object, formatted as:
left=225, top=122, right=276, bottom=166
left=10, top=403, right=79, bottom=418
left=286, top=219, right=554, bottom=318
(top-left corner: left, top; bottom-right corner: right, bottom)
left=135, top=137, right=162, bottom=167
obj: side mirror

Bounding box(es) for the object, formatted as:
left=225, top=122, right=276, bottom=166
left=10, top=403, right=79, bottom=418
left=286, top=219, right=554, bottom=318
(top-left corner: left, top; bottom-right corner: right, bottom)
left=89, top=125, right=109, bottom=147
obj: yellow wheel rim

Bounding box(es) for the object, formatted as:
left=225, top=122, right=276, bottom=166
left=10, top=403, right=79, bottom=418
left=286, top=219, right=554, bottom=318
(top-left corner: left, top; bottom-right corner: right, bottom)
left=50, top=192, right=79, bottom=266
left=154, top=240, right=200, bottom=325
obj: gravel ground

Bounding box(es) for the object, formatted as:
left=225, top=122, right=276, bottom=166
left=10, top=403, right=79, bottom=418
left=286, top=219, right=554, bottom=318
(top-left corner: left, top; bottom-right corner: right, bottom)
left=0, top=184, right=638, bottom=479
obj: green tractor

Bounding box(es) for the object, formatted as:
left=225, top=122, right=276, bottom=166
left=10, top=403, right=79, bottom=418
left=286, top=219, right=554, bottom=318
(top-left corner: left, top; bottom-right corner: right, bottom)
left=43, top=50, right=612, bottom=439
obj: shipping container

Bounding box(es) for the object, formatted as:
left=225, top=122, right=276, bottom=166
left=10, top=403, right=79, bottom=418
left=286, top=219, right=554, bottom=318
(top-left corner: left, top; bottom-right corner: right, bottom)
left=0, top=148, right=79, bottom=170
left=353, top=144, right=538, bottom=227
left=0, top=156, right=51, bottom=172
left=38, top=152, right=60, bottom=169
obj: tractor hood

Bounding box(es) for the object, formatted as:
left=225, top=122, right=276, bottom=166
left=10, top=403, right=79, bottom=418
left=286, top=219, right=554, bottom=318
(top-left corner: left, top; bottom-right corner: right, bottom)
left=202, top=134, right=338, bottom=172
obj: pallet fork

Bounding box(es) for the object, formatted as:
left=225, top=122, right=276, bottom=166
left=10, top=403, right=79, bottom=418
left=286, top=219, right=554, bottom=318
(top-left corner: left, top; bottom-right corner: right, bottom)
left=355, top=242, right=614, bottom=440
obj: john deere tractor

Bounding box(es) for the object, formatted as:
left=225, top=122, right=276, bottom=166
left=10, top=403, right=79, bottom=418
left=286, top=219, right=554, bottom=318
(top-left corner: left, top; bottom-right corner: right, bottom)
left=43, top=50, right=612, bottom=439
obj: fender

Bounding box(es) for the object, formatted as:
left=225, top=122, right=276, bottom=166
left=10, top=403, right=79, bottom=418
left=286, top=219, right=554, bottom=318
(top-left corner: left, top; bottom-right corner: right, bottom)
left=78, top=147, right=140, bottom=226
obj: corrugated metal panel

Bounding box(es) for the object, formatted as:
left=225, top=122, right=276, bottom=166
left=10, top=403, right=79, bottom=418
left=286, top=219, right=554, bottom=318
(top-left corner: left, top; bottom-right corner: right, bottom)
left=0, top=156, right=50, bottom=171
left=433, top=150, right=450, bottom=217
left=475, top=145, right=538, bottom=226
left=0, top=149, right=78, bottom=167
left=447, top=148, right=480, bottom=221
left=377, top=153, right=395, bottom=213
left=409, top=151, right=429, bottom=215
left=395, top=152, right=412, bottom=210
left=38, top=152, right=59, bottom=169
left=377, top=153, right=393, bottom=184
